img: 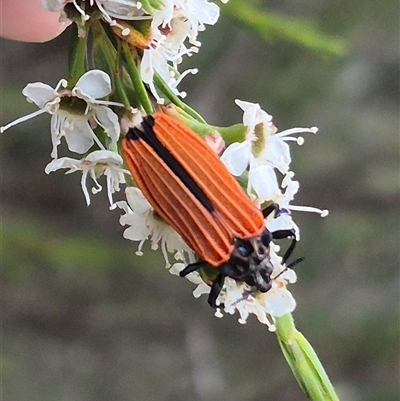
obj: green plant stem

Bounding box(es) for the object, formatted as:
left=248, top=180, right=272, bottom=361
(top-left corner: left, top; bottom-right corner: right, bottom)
left=68, top=23, right=89, bottom=88
left=92, top=21, right=133, bottom=108
left=275, top=314, right=340, bottom=401
left=153, top=72, right=206, bottom=123
left=121, top=42, right=153, bottom=115
left=114, top=67, right=133, bottom=108
left=215, top=124, right=247, bottom=144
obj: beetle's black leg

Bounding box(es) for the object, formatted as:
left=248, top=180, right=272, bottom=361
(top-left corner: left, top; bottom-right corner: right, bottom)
left=179, top=261, right=226, bottom=309
left=262, top=202, right=281, bottom=219
left=282, top=237, right=296, bottom=264
left=208, top=272, right=225, bottom=308
left=179, top=261, right=204, bottom=277
left=271, top=229, right=295, bottom=240
left=271, top=229, right=296, bottom=264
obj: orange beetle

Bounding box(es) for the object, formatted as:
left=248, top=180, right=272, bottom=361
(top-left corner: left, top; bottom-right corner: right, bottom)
left=122, top=112, right=296, bottom=307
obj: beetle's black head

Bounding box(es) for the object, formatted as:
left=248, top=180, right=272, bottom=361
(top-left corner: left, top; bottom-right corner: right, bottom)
left=220, top=229, right=274, bottom=293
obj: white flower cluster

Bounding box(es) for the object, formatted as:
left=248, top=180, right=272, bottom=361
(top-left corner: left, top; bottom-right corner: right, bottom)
left=42, top=0, right=220, bottom=102
left=1, top=0, right=327, bottom=326
left=42, top=0, right=150, bottom=25
left=217, top=101, right=328, bottom=328
left=1, top=70, right=129, bottom=207
left=3, top=0, right=221, bottom=207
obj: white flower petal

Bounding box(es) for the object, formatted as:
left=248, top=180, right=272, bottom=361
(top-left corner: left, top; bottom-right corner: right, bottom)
left=22, top=83, right=58, bottom=109
left=125, top=187, right=152, bottom=215
left=249, top=164, right=280, bottom=200
left=74, top=70, right=112, bottom=100
left=197, top=0, right=220, bottom=24
left=122, top=224, right=150, bottom=241
left=140, top=49, right=154, bottom=83
left=266, top=212, right=295, bottom=233
left=220, top=142, right=251, bottom=176
left=63, top=116, right=95, bottom=154
left=235, top=99, right=273, bottom=128
left=45, top=157, right=80, bottom=174
left=169, top=263, right=185, bottom=277
left=193, top=282, right=212, bottom=298
left=185, top=0, right=220, bottom=26
left=264, top=287, right=296, bottom=317
left=114, top=199, right=130, bottom=214
left=85, top=149, right=123, bottom=165
left=266, top=138, right=291, bottom=174
left=101, top=1, right=146, bottom=19
left=41, top=0, right=63, bottom=12
left=92, top=106, right=120, bottom=143
left=280, top=269, right=297, bottom=284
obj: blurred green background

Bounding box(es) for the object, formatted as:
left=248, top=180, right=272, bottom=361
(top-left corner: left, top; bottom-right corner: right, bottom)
left=1, top=1, right=399, bottom=400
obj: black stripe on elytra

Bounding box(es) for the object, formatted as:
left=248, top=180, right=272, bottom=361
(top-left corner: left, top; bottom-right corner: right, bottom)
left=126, top=116, right=215, bottom=213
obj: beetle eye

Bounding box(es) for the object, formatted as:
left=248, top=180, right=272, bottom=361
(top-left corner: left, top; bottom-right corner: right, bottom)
left=261, top=230, right=273, bottom=247
left=237, top=241, right=254, bottom=257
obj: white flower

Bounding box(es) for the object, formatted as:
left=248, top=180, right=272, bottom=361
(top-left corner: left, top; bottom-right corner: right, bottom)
left=92, top=0, right=148, bottom=20
left=263, top=174, right=329, bottom=241
left=41, top=0, right=72, bottom=21
left=163, top=0, right=219, bottom=43
left=119, top=107, right=143, bottom=133
left=141, top=18, right=199, bottom=103
left=42, top=0, right=149, bottom=29
left=174, top=244, right=297, bottom=328
left=222, top=246, right=298, bottom=329
left=42, top=0, right=218, bottom=38
left=152, top=0, right=219, bottom=42
left=221, top=100, right=318, bottom=202
left=116, top=187, right=193, bottom=265
left=221, top=278, right=295, bottom=329
left=45, top=150, right=127, bottom=206
left=43, top=1, right=219, bottom=103
left=1, top=70, right=122, bottom=159
left=141, top=0, right=219, bottom=102
left=169, top=262, right=210, bottom=298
